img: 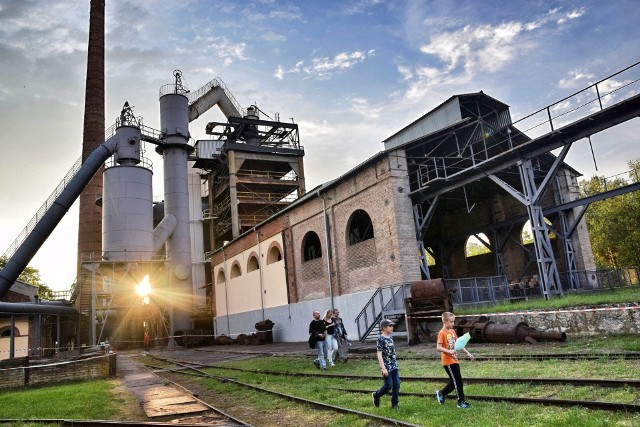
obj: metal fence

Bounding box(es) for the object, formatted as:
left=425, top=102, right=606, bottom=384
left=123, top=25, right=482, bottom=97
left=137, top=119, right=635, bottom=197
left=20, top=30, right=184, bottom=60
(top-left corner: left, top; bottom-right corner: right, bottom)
left=447, top=267, right=639, bottom=307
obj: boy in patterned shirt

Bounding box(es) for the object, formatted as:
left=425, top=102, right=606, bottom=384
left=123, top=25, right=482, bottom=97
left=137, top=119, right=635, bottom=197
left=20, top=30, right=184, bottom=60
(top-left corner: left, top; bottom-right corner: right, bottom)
left=436, top=311, right=475, bottom=409
left=371, top=319, right=400, bottom=409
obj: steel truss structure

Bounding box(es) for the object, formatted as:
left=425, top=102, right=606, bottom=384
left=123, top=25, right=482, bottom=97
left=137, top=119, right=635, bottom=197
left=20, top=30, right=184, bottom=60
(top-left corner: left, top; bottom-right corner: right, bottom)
left=402, top=62, right=640, bottom=299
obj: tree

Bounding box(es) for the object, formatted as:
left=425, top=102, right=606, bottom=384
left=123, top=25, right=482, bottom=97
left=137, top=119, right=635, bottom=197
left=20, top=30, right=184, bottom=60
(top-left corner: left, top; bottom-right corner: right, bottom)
left=579, top=159, right=640, bottom=268
left=0, top=256, right=54, bottom=299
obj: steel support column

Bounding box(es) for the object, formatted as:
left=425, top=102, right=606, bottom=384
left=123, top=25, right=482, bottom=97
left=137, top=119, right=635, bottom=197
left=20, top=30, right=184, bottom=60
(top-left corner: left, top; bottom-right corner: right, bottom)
left=518, top=159, right=562, bottom=298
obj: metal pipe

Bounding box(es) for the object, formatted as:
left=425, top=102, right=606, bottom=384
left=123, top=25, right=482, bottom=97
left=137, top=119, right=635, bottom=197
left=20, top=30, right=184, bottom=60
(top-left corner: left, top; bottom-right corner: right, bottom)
left=255, top=228, right=265, bottom=321
left=10, top=315, right=15, bottom=359
left=0, top=302, right=78, bottom=315
left=318, top=190, right=334, bottom=311
left=0, top=136, right=118, bottom=299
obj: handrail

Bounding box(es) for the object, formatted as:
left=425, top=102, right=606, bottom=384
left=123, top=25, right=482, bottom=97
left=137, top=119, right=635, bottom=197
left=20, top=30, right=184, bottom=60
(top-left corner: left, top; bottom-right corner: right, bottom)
left=187, top=76, right=245, bottom=118
left=354, top=283, right=411, bottom=342
left=1, top=155, right=83, bottom=261
left=514, top=60, right=640, bottom=126
left=512, top=60, right=640, bottom=135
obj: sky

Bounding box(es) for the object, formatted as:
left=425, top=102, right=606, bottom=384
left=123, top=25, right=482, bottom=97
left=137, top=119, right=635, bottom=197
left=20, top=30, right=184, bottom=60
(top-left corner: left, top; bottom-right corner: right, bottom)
left=1, top=0, right=639, bottom=292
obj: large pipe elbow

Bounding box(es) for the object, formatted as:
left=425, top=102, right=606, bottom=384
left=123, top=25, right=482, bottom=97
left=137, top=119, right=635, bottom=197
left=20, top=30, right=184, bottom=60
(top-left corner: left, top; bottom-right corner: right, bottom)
left=152, top=214, right=177, bottom=252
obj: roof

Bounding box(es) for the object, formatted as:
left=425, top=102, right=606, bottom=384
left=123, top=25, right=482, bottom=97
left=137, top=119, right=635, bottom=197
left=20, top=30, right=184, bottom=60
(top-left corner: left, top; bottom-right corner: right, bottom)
left=383, top=92, right=510, bottom=151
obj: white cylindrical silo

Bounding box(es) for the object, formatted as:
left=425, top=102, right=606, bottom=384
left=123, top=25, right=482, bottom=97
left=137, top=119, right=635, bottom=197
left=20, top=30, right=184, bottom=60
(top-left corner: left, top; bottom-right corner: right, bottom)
left=160, top=92, right=190, bottom=141
left=102, top=165, right=154, bottom=261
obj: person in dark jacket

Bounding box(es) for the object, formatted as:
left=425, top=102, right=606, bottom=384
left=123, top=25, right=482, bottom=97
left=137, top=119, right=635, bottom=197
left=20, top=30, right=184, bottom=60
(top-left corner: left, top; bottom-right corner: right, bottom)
left=332, top=308, right=350, bottom=362
left=309, top=310, right=327, bottom=370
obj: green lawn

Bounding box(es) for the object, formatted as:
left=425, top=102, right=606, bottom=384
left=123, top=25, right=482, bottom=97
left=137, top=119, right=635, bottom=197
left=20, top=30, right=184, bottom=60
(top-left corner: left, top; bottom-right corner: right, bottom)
left=0, top=379, right=143, bottom=423
left=456, top=286, right=640, bottom=316
left=197, top=349, right=640, bottom=427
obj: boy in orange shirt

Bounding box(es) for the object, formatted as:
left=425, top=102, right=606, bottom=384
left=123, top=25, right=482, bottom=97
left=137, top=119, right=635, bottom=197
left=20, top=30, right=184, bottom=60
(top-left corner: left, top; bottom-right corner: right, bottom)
left=436, top=312, right=475, bottom=409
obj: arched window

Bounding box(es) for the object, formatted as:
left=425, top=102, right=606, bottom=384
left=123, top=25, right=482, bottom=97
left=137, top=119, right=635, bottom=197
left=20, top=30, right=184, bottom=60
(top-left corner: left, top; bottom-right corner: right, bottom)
left=521, top=218, right=556, bottom=244
left=347, top=209, right=374, bottom=245
left=302, top=231, right=322, bottom=261
left=247, top=254, right=260, bottom=272
left=216, top=269, right=225, bottom=285
left=267, top=244, right=283, bottom=265
left=465, top=233, right=492, bottom=257
left=230, top=261, right=242, bottom=279
left=0, top=326, right=20, bottom=337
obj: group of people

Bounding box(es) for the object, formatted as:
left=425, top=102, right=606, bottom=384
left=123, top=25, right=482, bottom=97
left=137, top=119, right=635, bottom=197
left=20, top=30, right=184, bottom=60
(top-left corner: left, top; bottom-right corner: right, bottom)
left=310, top=310, right=475, bottom=410
left=371, top=311, right=475, bottom=410
left=308, top=308, right=351, bottom=370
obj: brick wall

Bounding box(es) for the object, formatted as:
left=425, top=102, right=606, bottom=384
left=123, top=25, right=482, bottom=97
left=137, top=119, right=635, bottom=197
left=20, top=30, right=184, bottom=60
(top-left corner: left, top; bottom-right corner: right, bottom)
left=0, top=353, right=116, bottom=390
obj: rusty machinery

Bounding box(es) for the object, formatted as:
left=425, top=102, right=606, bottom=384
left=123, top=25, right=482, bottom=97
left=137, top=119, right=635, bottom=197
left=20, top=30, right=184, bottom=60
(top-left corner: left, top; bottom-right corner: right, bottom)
left=404, top=279, right=566, bottom=345
left=405, top=279, right=455, bottom=345
left=456, top=316, right=566, bottom=344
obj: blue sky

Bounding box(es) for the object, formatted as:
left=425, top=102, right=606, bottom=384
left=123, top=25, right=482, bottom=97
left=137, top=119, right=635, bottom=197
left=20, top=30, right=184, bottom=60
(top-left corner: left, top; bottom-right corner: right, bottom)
left=1, top=0, right=639, bottom=291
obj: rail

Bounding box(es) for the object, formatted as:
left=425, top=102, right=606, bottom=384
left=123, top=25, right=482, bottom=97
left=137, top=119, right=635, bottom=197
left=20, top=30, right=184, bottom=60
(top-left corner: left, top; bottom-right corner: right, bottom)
left=354, top=283, right=410, bottom=342
left=512, top=59, right=640, bottom=137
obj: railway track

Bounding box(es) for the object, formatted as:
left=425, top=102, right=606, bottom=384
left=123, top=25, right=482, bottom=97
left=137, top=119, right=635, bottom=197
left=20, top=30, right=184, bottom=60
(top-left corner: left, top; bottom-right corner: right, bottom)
left=150, top=362, right=640, bottom=389
left=145, top=354, right=640, bottom=416
left=195, top=347, right=640, bottom=361
left=145, top=355, right=423, bottom=427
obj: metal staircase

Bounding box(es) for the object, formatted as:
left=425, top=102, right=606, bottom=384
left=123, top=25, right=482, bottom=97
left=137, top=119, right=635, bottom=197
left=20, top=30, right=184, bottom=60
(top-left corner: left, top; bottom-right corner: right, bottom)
left=354, top=283, right=411, bottom=342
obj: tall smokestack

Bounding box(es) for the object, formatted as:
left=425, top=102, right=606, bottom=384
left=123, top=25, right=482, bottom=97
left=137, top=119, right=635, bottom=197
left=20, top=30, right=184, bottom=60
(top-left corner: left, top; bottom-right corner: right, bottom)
left=77, top=0, right=105, bottom=317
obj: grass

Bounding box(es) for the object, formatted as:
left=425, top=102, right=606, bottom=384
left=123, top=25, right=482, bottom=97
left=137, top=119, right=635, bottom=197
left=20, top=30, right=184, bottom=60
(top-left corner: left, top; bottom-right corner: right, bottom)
left=194, top=350, right=640, bottom=427
left=456, top=286, right=640, bottom=316
left=1, top=335, right=639, bottom=426
left=0, top=379, right=144, bottom=425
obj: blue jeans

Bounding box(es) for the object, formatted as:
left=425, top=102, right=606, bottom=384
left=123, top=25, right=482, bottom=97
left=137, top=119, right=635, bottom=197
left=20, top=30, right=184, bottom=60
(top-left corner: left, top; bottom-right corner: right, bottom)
left=374, top=368, right=400, bottom=407
left=315, top=340, right=327, bottom=368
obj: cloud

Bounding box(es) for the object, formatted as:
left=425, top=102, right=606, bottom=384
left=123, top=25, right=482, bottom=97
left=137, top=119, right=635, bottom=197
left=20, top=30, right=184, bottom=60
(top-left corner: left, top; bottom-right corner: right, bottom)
left=350, top=97, right=384, bottom=119
left=275, top=50, right=375, bottom=80
left=341, top=0, right=385, bottom=16
left=400, top=6, right=588, bottom=105
left=269, top=7, right=303, bottom=21
left=261, top=31, right=286, bottom=42
left=559, top=70, right=596, bottom=89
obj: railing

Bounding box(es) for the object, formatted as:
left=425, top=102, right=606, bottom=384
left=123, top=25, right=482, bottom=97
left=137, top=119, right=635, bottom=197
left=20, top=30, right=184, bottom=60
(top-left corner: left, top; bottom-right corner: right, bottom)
left=558, top=267, right=639, bottom=292
left=236, top=191, right=298, bottom=203
left=187, top=76, right=245, bottom=118
left=236, top=169, right=298, bottom=181
left=104, top=153, right=153, bottom=171
left=1, top=156, right=83, bottom=261
left=579, top=168, right=640, bottom=196
left=447, top=276, right=510, bottom=306
left=448, top=268, right=640, bottom=307
left=413, top=61, right=640, bottom=189
left=512, top=60, right=640, bottom=138
left=79, top=251, right=169, bottom=262
left=354, top=283, right=410, bottom=342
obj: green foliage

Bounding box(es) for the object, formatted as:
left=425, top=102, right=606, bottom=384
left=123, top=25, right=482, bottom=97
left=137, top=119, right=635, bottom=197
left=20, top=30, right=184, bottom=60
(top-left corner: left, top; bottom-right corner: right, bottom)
left=0, top=256, right=53, bottom=299
left=579, top=160, right=640, bottom=268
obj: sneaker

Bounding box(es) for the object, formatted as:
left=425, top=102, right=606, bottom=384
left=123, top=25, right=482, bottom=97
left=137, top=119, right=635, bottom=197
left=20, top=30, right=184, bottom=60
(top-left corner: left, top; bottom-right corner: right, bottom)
left=313, top=359, right=320, bottom=369
left=436, top=390, right=445, bottom=405
left=371, top=392, right=380, bottom=408
left=329, top=362, right=335, bottom=367
left=457, top=401, right=471, bottom=409
left=391, top=405, right=399, bottom=410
